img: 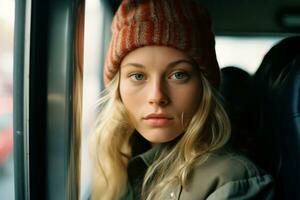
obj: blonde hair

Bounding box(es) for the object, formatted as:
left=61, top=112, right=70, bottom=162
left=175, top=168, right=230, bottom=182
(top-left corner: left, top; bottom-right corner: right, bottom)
left=90, top=71, right=231, bottom=200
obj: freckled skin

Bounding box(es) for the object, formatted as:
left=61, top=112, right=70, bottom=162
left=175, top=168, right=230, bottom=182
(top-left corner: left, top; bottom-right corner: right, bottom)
left=119, top=46, right=203, bottom=144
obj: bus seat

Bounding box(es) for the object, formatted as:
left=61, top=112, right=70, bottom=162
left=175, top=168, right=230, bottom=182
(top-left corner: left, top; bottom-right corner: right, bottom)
left=250, top=36, right=300, bottom=170
left=254, top=57, right=300, bottom=200
left=273, top=57, right=300, bottom=200
left=250, top=36, right=300, bottom=199
left=220, top=66, right=251, bottom=113
left=251, top=36, right=300, bottom=134
left=219, top=67, right=255, bottom=153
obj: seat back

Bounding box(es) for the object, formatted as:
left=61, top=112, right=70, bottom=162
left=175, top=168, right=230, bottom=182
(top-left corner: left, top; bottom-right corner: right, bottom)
left=274, top=57, right=300, bottom=200
left=220, top=66, right=255, bottom=152
left=251, top=36, right=300, bottom=135
left=251, top=36, right=300, bottom=199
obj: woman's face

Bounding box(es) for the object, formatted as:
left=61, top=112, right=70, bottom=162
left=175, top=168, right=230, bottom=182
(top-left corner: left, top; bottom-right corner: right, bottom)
left=119, top=46, right=203, bottom=144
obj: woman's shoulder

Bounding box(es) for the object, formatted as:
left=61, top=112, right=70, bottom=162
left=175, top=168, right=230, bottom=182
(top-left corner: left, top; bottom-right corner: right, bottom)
left=193, top=147, right=273, bottom=185
left=196, top=148, right=268, bottom=181
left=180, top=148, right=274, bottom=199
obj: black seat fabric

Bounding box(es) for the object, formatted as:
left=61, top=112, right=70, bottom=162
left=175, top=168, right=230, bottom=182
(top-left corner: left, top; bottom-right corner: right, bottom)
left=220, top=67, right=254, bottom=153
left=220, top=66, right=251, bottom=112
left=250, top=36, right=300, bottom=199
left=251, top=36, right=300, bottom=135
left=274, top=57, right=300, bottom=200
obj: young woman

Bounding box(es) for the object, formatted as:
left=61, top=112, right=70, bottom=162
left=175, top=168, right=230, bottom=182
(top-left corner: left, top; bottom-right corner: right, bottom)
left=90, top=0, right=274, bottom=199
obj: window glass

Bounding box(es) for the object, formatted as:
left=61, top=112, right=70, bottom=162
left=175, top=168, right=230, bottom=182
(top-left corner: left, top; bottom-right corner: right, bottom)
left=215, top=36, right=284, bottom=74
left=81, top=0, right=112, bottom=199
left=0, top=0, right=15, bottom=199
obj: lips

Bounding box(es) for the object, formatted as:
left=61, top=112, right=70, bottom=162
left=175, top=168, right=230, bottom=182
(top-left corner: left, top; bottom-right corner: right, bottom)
left=143, top=113, right=173, bottom=127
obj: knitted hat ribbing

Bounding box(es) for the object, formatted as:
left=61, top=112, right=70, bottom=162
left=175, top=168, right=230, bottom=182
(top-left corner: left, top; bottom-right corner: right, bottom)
left=104, top=0, right=220, bottom=87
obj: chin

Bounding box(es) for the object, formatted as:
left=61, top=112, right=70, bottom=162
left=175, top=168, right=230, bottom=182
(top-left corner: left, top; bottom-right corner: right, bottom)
left=141, top=130, right=182, bottom=144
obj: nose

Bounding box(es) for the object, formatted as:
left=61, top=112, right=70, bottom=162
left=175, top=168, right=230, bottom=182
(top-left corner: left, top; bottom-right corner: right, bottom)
left=148, top=79, right=169, bottom=106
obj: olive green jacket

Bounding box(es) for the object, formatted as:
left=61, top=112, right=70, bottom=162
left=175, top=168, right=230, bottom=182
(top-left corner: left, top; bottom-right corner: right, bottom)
left=120, top=145, right=274, bottom=200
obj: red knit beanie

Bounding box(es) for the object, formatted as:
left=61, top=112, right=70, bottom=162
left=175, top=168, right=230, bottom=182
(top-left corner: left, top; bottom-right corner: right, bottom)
left=104, top=0, right=220, bottom=87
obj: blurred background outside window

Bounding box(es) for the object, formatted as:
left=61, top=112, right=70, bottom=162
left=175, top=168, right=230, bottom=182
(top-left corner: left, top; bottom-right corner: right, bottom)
left=216, top=36, right=283, bottom=74
left=0, top=0, right=15, bottom=199
left=81, top=0, right=106, bottom=199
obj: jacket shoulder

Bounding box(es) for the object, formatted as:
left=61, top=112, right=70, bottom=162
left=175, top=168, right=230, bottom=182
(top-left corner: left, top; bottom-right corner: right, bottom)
left=179, top=150, right=274, bottom=199
left=196, top=151, right=265, bottom=182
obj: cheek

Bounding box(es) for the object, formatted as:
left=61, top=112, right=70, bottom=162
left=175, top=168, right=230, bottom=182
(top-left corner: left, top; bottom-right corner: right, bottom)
left=171, top=84, right=202, bottom=115
left=119, top=81, right=144, bottom=119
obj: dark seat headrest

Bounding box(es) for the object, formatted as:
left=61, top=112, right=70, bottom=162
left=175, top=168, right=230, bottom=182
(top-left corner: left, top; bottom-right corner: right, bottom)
left=220, top=67, right=255, bottom=154
left=254, top=36, right=300, bottom=88
left=220, top=66, right=251, bottom=112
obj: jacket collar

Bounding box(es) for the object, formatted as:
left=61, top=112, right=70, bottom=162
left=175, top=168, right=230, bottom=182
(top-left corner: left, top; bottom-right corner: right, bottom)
left=139, top=143, right=165, bottom=166
left=135, top=136, right=181, bottom=166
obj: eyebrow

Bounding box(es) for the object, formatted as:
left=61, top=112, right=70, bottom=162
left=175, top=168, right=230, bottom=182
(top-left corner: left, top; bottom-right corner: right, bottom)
left=121, top=59, right=195, bottom=69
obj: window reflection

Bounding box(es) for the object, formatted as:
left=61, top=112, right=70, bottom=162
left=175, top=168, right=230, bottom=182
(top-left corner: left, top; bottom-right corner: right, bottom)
left=81, top=0, right=109, bottom=199
left=0, top=0, right=15, bottom=199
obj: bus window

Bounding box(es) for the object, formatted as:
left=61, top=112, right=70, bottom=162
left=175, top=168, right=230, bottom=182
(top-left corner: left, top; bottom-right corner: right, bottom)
left=215, top=36, right=284, bottom=74
left=0, top=0, right=15, bottom=199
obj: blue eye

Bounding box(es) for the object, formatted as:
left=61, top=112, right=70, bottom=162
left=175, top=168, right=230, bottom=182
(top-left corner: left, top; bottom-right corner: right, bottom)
left=170, top=71, right=189, bottom=80
left=129, top=73, right=145, bottom=81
